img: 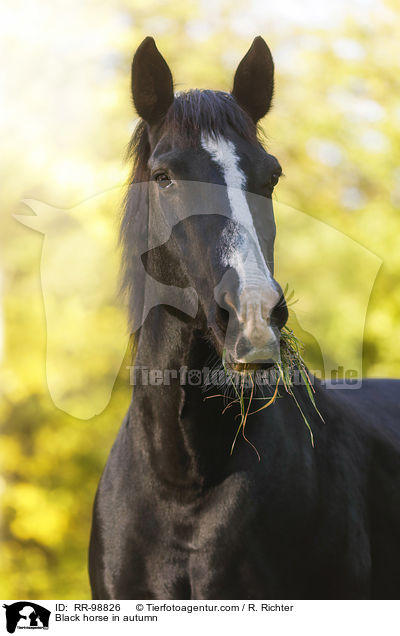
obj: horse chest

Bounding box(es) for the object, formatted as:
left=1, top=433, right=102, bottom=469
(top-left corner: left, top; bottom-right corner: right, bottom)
left=143, top=476, right=276, bottom=597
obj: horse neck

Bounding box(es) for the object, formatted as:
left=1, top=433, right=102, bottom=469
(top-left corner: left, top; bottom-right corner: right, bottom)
left=128, top=305, right=300, bottom=492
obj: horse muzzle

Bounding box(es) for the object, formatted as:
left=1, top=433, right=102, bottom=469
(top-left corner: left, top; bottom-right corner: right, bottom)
left=214, top=284, right=288, bottom=369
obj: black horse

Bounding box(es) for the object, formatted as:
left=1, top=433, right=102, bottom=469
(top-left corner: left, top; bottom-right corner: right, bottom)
left=89, top=36, right=400, bottom=599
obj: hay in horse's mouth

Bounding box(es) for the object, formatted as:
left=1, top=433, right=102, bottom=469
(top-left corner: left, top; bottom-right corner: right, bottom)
left=207, top=327, right=324, bottom=460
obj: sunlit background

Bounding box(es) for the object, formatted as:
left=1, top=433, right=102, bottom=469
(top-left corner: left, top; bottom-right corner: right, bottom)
left=1, top=0, right=400, bottom=598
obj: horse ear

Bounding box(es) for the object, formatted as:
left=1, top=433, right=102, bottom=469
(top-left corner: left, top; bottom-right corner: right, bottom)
left=232, top=36, right=274, bottom=123
left=131, top=37, right=174, bottom=125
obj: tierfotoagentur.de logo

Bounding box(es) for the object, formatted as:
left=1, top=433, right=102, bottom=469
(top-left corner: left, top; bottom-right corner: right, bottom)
left=2, top=603, right=50, bottom=633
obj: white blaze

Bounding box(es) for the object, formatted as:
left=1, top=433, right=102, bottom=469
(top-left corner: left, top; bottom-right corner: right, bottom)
left=200, top=133, right=274, bottom=286
left=201, top=133, right=280, bottom=361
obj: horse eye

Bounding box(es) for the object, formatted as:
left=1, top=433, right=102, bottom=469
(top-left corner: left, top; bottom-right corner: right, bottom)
left=155, top=173, right=173, bottom=189
left=270, top=171, right=281, bottom=188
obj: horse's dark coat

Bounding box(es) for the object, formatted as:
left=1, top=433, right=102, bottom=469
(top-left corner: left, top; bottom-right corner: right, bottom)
left=89, top=37, right=400, bottom=599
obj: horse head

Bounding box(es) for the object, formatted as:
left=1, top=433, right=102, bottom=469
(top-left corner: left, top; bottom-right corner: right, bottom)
left=124, top=36, right=288, bottom=371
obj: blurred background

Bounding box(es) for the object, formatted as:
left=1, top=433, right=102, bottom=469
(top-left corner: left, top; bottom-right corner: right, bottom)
left=1, top=0, right=400, bottom=598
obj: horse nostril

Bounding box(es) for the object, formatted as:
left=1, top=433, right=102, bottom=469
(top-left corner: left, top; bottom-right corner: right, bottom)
left=217, top=288, right=238, bottom=314
left=215, top=286, right=240, bottom=334
left=271, top=295, right=289, bottom=330
left=215, top=304, right=230, bottom=333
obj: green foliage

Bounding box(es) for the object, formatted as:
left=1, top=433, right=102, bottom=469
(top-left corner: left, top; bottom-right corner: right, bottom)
left=1, top=0, right=399, bottom=599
